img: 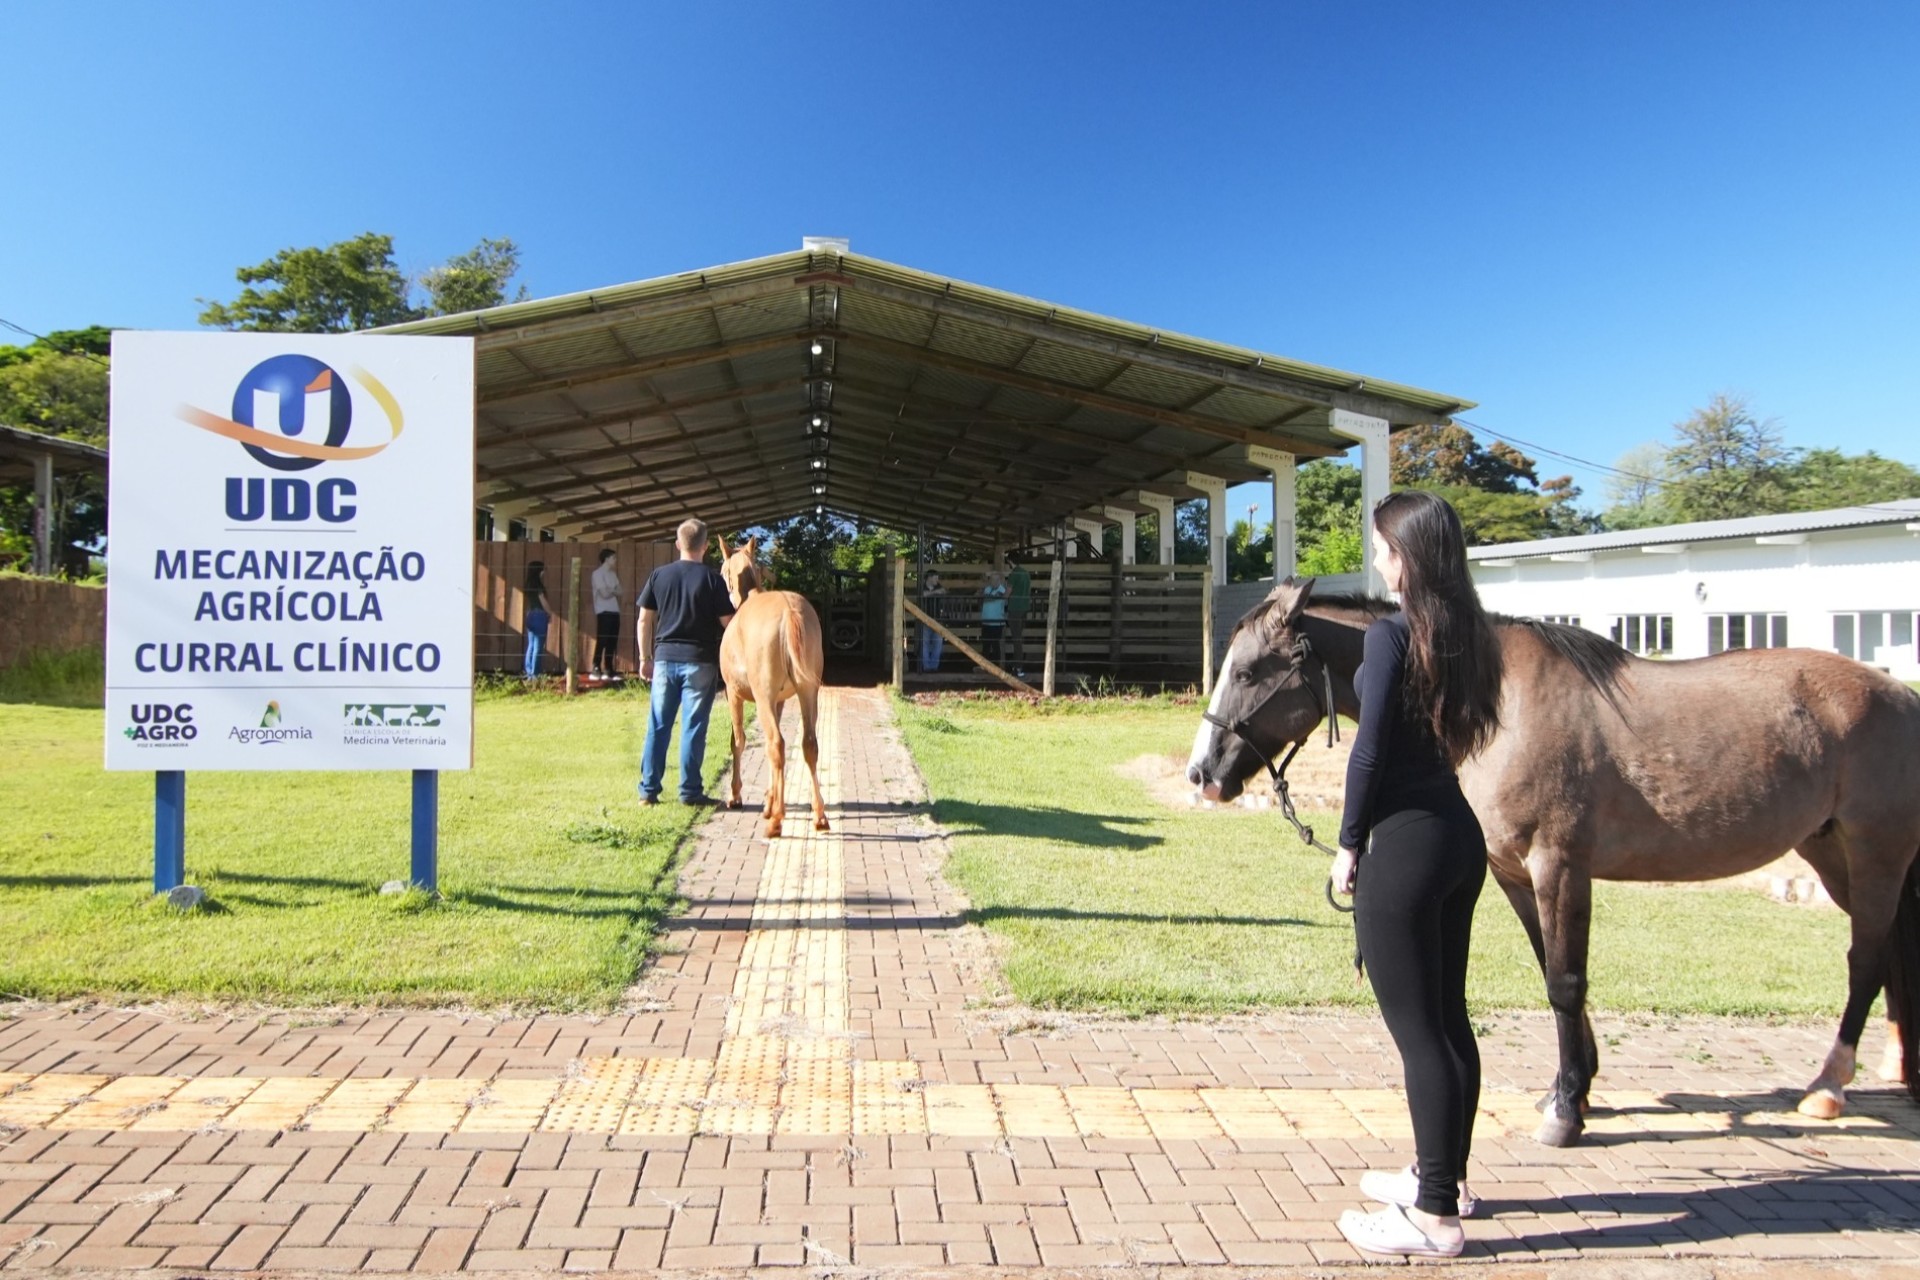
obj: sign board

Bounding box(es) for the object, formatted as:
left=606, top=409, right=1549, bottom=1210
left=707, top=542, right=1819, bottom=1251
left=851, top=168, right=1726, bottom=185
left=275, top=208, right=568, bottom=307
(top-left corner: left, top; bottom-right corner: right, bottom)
left=106, top=332, right=475, bottom=771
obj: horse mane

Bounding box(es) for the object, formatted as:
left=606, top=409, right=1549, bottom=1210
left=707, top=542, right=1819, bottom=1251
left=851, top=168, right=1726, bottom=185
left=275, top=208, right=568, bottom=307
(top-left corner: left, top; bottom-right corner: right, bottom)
left=1493, top=614, right=1631, bottom=718
left=1282, top=586, right=1631, bottom=717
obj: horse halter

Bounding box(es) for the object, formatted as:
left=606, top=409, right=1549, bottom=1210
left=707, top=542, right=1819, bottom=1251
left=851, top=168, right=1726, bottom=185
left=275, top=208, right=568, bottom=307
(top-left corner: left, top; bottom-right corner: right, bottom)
left=1201, top=631, right=1352, bottom=912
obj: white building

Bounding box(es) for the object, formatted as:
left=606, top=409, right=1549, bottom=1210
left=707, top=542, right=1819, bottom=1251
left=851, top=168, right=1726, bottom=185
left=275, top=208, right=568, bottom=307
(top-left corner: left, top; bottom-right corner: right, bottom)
left=1467, top=500, right=1920, bottom=681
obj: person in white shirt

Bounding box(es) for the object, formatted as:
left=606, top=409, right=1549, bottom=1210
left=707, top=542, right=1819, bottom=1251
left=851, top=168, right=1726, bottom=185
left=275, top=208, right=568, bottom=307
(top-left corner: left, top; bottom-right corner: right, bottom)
left=590, top=549, right=622, bottom=677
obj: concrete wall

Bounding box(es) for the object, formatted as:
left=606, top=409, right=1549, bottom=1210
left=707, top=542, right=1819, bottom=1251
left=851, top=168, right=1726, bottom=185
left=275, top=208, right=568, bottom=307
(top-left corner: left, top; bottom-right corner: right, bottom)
left=1210, top=572, right=1365, bottom=671
left=1470, top=524, right=1920, bottom=679
left=0, top=576, right=105, bottom=667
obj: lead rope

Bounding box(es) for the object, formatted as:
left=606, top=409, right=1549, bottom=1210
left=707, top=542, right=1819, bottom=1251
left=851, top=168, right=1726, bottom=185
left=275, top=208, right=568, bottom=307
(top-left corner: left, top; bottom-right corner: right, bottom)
left=1259, top=660, right=1362, bottom=979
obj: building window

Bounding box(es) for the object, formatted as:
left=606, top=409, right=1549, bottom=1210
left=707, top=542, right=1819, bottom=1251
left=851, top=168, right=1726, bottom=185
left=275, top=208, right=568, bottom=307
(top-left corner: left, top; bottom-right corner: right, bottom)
left=1538, top=614, right=1582, bottom=627
left=1609, top=614, right=1672, bottom=656
left=1708, top=613, right=1787, bottom=655
left=1832, top=611, right=1919, bottom=664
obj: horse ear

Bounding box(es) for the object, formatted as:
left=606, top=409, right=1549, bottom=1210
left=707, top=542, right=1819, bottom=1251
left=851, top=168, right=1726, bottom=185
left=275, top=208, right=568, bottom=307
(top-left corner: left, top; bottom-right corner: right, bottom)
left=746, top=535, right=759, bottom=556
left=716, top=534, right=731, bottom=559
left=1283, top=576, right=1317, bottom=625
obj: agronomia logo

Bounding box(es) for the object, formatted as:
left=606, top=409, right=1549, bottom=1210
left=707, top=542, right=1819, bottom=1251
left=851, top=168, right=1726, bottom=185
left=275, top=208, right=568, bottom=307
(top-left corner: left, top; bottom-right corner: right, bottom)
left=228, top=699, right=314, bottom=746
left=177, top=353, right=404, bottom=472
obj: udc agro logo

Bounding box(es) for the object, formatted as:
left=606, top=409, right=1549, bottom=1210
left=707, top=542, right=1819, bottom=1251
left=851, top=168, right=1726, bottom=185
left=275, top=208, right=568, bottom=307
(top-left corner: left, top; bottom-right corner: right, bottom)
left=177, top=353, right=404, bottom=471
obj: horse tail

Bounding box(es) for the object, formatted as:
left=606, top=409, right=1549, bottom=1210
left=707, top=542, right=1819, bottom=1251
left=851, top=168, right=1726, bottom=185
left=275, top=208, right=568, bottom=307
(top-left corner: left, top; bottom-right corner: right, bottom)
left=782, top=596, right=817, bottom=682
left=1889, top=852, right=1920, bottom=1101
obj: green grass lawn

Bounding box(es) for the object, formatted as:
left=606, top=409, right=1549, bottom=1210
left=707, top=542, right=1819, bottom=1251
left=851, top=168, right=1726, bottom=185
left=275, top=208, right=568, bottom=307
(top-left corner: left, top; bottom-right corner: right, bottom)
left=0, top=679, right=731, bottom=1009
left=898, top=693, right=1856, bottom=1017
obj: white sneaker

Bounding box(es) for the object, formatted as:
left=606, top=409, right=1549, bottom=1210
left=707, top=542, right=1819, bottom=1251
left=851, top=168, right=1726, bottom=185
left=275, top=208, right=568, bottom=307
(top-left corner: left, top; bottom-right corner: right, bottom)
left=1359, top=1164, right=1478, bottom=1218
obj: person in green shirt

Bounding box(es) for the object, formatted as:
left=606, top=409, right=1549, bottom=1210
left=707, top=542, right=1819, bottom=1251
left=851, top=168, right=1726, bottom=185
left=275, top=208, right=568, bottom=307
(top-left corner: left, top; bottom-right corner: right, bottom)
left=1005, top=561, right=1032, bottom=674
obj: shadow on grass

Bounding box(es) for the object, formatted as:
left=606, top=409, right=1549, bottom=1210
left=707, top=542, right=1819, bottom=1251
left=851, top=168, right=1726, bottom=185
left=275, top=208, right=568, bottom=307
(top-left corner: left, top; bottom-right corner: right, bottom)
left=932, top=799, right=1162, bottom=850
left=970, top=904, right=1316, bottom=929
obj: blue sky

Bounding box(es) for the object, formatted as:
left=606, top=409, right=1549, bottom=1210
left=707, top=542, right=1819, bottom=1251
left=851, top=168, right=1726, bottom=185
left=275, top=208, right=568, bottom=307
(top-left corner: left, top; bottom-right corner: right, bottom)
left=5, top=1, right=1916, bottom=525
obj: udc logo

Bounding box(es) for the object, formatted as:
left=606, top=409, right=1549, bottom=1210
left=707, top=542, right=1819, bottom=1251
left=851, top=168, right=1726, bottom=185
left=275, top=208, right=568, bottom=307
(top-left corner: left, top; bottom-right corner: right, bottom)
left=177, top=353, right=404, bottom=472
left=177, top=352, right=406, bottom=522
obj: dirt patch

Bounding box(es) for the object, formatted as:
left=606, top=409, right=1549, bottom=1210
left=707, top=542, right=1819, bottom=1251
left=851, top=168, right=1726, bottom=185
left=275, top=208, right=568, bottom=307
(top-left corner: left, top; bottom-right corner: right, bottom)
left=1122, top=737, right=1836, bottom=908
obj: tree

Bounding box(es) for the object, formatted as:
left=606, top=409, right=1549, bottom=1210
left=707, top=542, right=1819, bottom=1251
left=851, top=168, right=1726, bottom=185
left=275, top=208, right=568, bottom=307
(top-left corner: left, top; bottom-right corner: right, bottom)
left=1294, top=459, right=1363, bottom=575
left=198, top=232, right=422, bottom=332
left=1781, top=448, right=1920, bottom=511
left=1657, top=394, right=1792, bottom=521
left=0, top=331, right=109, bottom=572
left=199, top=232, right=530, bottom=332
left=420, top=237, right=530, bottom=315
left=1388, top=422, right=1591, bottom=544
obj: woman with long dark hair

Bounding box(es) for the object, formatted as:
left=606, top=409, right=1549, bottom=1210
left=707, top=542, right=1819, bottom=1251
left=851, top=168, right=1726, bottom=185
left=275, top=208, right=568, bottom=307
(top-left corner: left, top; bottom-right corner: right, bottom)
left=522, top=560, right=550, bottom=680
left=1333, top=490, right=1503, bottom=1258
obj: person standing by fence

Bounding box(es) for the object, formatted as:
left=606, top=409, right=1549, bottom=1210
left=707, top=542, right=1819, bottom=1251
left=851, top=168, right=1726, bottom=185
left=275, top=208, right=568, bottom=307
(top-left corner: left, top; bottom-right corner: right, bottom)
left=590, top=548, right=621, bottom=678
left=636, top=520, right=735, bottom=806
left=521, top=560, right=549, bottom=680
left=918, top=569, right=946, bottom=673
left=979, top=569, right=1009, bottom=664
left=1005, top=561, right=1031, bottom=674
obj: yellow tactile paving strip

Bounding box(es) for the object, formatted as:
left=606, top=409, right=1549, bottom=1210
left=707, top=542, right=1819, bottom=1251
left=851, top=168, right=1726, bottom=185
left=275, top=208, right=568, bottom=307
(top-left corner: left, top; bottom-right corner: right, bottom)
left=1, top=1063, right=1908, bottom=1140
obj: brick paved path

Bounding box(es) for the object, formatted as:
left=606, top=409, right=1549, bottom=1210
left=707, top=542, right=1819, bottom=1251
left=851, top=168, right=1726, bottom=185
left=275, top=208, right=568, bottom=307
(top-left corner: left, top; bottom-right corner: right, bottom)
left=1, top=685, right=1916, bottom=1272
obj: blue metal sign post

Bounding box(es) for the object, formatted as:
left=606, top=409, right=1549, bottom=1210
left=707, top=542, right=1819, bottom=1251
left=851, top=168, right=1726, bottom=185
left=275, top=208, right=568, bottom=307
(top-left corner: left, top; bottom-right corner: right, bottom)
left=411, top=769, right=439, bottom=893
left=154, top=771, right=186, bottom=893
left=152, top=769, right=436, bottom=898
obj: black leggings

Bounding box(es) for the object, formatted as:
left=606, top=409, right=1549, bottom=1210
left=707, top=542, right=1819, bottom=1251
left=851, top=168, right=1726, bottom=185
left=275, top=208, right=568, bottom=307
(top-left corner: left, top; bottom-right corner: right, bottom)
left=1354, top=799, right=1487, bottom=1217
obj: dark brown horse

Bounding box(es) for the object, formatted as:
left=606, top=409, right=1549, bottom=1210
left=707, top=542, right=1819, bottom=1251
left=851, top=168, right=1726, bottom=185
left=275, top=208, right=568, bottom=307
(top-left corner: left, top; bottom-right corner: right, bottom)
left=717, top=536, right=829, bottom=840
left=1188, top=577, right=1920, bottom=1145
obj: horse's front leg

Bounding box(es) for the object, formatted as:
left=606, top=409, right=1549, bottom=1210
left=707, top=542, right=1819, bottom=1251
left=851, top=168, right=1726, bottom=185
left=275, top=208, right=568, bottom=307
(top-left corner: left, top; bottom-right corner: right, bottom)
left=762, top=696, right=788, bottom=839
left=1532, top=855, right=1595, bottom=1147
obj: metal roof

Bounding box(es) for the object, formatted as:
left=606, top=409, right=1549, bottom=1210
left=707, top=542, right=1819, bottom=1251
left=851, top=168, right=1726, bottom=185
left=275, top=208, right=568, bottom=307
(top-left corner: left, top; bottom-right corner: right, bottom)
left=1468, top=499, right=1920, bottom=562
left=0, top=422, right=108, bottom=484
left=384, top=247, right=1475, bottom=543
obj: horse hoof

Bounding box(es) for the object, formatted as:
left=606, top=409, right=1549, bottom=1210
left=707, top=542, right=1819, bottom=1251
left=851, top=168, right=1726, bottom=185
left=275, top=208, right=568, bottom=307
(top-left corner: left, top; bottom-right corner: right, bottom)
left=1797, top=1089, right=1845, bottom=1120
left=1876, top=1045, right=1904, bottom=1084
left=1534, top=1114, right=1584, bottom=1147
left=814, top=818, right=830, bottom=832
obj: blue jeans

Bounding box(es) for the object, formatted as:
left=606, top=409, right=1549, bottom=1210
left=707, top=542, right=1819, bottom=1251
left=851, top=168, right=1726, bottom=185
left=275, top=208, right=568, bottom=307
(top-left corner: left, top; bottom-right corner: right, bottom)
left=919, top=623, right=944, bottom=673
left=523, top=610, right=549, bottom=678
left=640, top=660, right=720, bottom=801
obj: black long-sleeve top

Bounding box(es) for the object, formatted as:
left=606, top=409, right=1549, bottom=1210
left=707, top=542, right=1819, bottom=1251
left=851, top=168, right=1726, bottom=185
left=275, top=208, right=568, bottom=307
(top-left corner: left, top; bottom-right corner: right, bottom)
left=1338, top=613, right=1464, bottom=851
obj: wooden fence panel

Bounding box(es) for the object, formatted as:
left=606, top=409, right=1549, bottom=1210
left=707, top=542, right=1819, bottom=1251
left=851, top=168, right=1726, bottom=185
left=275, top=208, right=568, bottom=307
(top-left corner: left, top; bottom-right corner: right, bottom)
left=474, top=539, right=675, bottom=674
left=910, top=561, right=1210, bottom=680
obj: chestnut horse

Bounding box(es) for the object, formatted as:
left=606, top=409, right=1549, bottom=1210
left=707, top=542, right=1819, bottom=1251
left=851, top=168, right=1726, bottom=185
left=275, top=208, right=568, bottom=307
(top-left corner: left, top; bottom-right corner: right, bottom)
left=716, top=536, right=829, bottom=839
left=1188, top=577, right=1920, bottom=1146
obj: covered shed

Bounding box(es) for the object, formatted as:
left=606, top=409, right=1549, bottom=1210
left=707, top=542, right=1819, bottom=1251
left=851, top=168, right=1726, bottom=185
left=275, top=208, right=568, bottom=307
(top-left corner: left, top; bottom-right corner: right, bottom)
left=387, top=242, right=1473, bottom=593
left=0, top=422, right=107, bottom=576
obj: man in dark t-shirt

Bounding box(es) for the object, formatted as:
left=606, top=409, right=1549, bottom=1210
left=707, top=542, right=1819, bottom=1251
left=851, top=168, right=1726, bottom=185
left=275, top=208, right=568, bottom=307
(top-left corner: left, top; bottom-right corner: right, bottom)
left=636, top=518, right=735, bottom=805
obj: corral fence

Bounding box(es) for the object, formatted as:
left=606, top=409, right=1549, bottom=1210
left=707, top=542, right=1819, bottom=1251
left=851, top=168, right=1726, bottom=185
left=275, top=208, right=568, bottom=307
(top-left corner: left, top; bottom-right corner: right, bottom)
left=475, top=540, right=675, bottom=676
left=881, top=558, right=1214, bottom=693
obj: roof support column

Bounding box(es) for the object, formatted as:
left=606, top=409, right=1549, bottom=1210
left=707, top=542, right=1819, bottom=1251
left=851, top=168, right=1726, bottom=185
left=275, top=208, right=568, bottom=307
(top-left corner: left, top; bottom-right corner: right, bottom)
left=1331, top=410, right=1391, bottom=594
left=1135, top=491, right=1177, bottom=566
left=491, top=500, right=535, bottom=540
left=1243, top=445, right=1295, bottom=581
left=32, top=450, right=54, bottom=576
left=1101, top=506, right=1137, bottom=564
left=1178, top=472, right=1230, bottom=585
left=1070, top=516, right=1105, bottom=559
